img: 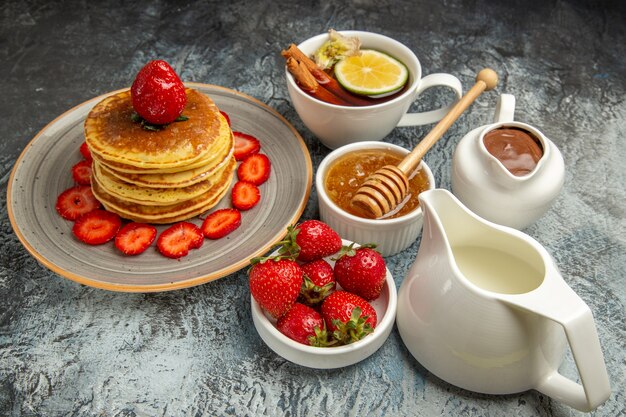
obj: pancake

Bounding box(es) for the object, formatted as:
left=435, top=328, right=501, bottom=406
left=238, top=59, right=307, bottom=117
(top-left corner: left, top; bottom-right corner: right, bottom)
left=97, top=130, right=234, bottom=188
left=85, top=89, right=227, bottom=171
left=92, top=157, right=236, bottom=223
left=88, top=114, right=233, bottom=174
left=92, top=157, right=232, bottom=206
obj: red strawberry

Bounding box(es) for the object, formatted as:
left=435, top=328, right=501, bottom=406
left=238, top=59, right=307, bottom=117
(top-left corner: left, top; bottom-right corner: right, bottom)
left=299, top=259, right=336, bottom=305
left=156, top=222, right=204, bottom=258
left=72, top=210, right=121, bottom=245
left=321, top=290, right=377, bottom=344
left=71, top=160, right=92, bottom=185
left=237, top=154, right=271, bottom=185
left=114, top=222, right=157, bottom=255
left=249, top=258, right=303, bottom=319
left=276, top=303, right=328, bottom=346
left=231, top=181, right=260, bottom=211
left=220, top=110, right=231, bottom=126
left=201, top=208, right=241, bottom=239
left=334, top=244, right=387, bottom=301
left=79, top=142, right=92, bottom=161
left=131, top=60, right=187, bottom=125
left=55, top=185, right=102, bottom=221
left=280, top=220, right=342, bottom=262
left=233, top=132, right=261, bottom=161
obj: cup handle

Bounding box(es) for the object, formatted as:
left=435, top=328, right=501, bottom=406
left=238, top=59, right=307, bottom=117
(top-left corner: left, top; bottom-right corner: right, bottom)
left=397, top=73, right=462, bottom=126
left=499, top=275, right=611, bottom=412
left=493, top=93, right=516, bottom=122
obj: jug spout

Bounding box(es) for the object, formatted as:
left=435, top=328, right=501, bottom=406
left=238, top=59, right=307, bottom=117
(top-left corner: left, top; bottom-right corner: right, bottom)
left=417, top=188, right=462, bottom=259
left=418, top=188, right=472, bottom=243
left=418, top=188, right=498, bottom=251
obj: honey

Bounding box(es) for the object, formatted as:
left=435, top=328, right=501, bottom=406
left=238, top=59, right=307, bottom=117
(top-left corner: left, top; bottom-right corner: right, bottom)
left=324, top=149, right=430, bottom=219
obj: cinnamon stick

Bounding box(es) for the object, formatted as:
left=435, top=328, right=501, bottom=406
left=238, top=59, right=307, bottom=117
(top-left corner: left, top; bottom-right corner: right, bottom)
left=282, top=44, right=317, bottom=72
left=282, top=44, right=373, bottom=106
left=285, top=57, right=351, bottom=106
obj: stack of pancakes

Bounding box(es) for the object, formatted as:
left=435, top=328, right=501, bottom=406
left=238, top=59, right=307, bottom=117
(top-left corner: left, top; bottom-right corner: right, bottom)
left=84, top=89, right=235, bottom=224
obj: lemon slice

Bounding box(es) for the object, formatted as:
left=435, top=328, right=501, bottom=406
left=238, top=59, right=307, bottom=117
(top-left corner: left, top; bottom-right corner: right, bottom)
left=334, top=49, right=409, bottom=96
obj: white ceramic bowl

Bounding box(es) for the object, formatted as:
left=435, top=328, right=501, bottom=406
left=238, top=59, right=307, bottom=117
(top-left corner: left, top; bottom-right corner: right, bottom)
left=250, top=240, right=397, bottom=369
left=316, top=142, right=436, bottom=257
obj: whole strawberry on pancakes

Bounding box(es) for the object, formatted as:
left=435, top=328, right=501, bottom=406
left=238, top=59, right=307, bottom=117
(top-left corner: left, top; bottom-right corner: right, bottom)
left=84, top=60, right=236, bottom=224
left=131, top=60, right=188, bottom=125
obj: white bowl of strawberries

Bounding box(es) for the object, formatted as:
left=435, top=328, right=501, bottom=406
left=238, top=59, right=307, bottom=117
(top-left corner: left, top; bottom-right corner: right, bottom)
left=249, top=220, right=397, bottom=369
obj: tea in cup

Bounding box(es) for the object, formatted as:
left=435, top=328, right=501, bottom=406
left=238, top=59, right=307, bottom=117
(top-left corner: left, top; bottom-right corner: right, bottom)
left=285, top=31, right=462, bottom=149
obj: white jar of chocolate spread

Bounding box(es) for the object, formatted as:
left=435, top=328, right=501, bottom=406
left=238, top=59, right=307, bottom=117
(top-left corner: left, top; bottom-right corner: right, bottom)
left=451, top=94, right=565, bottom=230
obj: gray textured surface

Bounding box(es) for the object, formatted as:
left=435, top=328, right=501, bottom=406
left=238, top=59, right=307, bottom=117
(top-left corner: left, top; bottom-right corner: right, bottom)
left=1, top=0, right=624, bottom=416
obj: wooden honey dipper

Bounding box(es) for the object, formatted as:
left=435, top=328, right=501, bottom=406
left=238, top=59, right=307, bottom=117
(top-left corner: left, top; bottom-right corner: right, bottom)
left=351, top=68, right=498, bottom=218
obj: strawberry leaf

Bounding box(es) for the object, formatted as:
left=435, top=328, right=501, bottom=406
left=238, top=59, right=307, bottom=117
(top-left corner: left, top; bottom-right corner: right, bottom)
left=298, top=275, right=334, bottom=306
left=276, top=224, right=301, bottom=258
left=130, top=111, right=189, bottom=131
left=308, top=323, right=338, bottom=347
left=331, top=242, right=379, bottom=261
left=329, top=306, right=374, bottom=345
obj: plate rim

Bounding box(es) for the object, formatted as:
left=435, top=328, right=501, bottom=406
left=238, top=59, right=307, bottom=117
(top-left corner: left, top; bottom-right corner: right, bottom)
left=7, top=82, right=312, bottom=292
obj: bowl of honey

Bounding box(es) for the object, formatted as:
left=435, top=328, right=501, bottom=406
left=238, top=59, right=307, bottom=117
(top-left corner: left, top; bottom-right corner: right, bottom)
left=316, top=141, right=435, bottom=256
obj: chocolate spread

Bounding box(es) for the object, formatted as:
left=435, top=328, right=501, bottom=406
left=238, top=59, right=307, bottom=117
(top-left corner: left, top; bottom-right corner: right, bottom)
left=483, top=127, right=543, bottom=176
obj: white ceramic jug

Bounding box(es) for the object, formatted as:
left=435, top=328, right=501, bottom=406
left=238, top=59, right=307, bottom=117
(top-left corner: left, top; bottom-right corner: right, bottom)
left=452, top=94, right=565, bottom=229
left=396, top=189, right=610, bottom=412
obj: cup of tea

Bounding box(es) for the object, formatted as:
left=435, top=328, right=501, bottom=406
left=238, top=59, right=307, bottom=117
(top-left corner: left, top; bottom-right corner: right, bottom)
left=285, top=31, right=463, bottom=149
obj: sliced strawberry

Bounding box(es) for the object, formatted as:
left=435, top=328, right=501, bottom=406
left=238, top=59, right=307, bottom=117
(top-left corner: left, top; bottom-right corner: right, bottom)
left=71, top=160, right=92, bottom=185
left=237, top=154, right=271, bottom=185
left=79, top=142, right=92, bottom=161
left=55, top=185, right=102, bottom=221
left=220, top=110, right=231, bottom=126
left=231, top=181, right=260, bottom=211
left=233, top=131, right=261, bottom=161
left=201, top=208, right=242, bottom=239
left=157, top=222, right=204, bottom=259
left=72, top=210, right=121, bottom=245
left=114, top=222, right=157, bottom=255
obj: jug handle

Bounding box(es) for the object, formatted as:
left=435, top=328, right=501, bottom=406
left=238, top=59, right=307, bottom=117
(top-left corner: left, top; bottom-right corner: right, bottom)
left=493, top=93, right=515, bottom=123
left=499, top=275, right=611, bottom=412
